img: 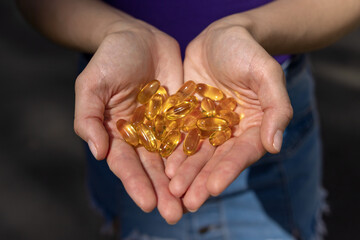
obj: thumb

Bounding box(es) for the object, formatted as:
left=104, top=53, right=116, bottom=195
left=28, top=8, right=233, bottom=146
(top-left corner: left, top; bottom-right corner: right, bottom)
left=258, top=62, right=293, bottom=154
left=74, top=77, right=109, bottom=160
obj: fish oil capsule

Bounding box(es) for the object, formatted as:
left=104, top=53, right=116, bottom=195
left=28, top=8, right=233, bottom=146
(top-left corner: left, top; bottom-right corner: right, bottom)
left=137, top=79, right=160, bottom=104
left=183, top=128, right=201, bottom=155
left=199, top=129, right=213, bottom=139
left=217, top=110, right=240, bottom=126
left=196, top=83, right=224, bottom=101
left=176, top=80, right=197, bottom=100
left=135, top=123, right=158, bottom=152
left=181, top=115, right=198, bottom=132
left=116, top=119, right=139, bottom=147
left=161, top=120, right=179, bottom=139
left=131, top=105, right=146, bottom=124
left=156, top=86, right=169, bottom=100
left=161, top=94, right=180, bottom=113
left=209, top=128, right=232, bottom=146
left=145, top=93, right=163, bottom=120
left=184, top=95, right=199, bottom=106
left=218, top=97, right=237, bottom=111
left=154, top=115, right=167, bottom=139
left=201, top=97, right=216, bottom=117
left=143, top=118, right=154, bottom=130
left=165, top=100, right=196, bottom=120
left=159, top=130, right=181, bottom=157
left=197, top=117, right=229, bottom=131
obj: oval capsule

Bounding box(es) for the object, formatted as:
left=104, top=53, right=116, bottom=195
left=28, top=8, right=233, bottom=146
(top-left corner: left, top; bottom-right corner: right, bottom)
left=218, top=97, right=237, bottom=111
left=183, top=128, right=201, bottom=155
left=181, top=114, right=198, bottom=132
left=161, top=94, right=180, bottom=113
left=176, top=80, right=197, bottom=100
left=137, top=79, right=160, bottom=104
left=116, top=119, right=139, bottom=147
left=201, top=97, right=216, bottom=117
left=197, top=117, right=229, bottom=131
left=145, top=93, right=163, bottom=120
left=159, top=130, right=181, bottom=157
left=217, top=110, right=240, bottom=126
left=156, top=86, right=169, bottom=101
left=130, top=105, right=146, bottom=124
left=134, top=123, right=158, bottom=152
left=165, top=100, right=196, bottom=120
left=196, top=83, right=224, bottom=101
left=209, top=128, right=232, bottom=146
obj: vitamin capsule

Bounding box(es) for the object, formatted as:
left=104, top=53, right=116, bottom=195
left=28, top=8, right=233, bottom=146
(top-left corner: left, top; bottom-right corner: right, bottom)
left=161, top=120, right=179, bottom=139
left=165, top=100, right=196, bottom=120
left=181, top=115, right=198, bottom=132
left=159, top=130, right=181, bottom=157
left=116, top=119, right=139, bottom=147
left=218, top=97, right=237, bottom=111
left=197, top=117, right=229, bottom=131
left=184, top=95, right=199, bottom=105
left=130, top=105, right=146, bottom=123
left=137, top=79, right=160, bottom=104
left=143, top=118, right=154, bottom=130
left=134, top=123, right=158, bottom=152
left=217, top=110, right=240, bottom=126
left=176, top=80, right=197, bottom=100
left=156, top=86, right=169, bottom=101
left=183, top=128, right=201, bottom=155
left=209, top=128, right=232, bottom=146
left=154, top=114, right=167, bottom=139
left=199, top=129, right=213, bottom=139
left=145, top=93, right=163, bottom=120
left=201, top=97, right=216, bottom=117
left=196, top=83, right=224, bottom=101
left=161, top=94, right=180, bottom=113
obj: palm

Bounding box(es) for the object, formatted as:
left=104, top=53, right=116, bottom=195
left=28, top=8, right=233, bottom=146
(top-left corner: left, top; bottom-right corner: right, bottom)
left=74, top=30, right=184, bottom=224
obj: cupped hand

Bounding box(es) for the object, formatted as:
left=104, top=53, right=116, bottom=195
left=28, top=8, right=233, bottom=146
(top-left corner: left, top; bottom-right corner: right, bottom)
left=73, top=22, right=184, bottom=224
left=167, top=21, right=293, bottom=212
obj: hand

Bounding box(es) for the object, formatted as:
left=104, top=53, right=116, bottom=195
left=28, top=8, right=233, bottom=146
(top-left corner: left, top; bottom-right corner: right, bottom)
left=73, top=22, right=184, bottom=224
left=166, top=20, right=293, bottom=211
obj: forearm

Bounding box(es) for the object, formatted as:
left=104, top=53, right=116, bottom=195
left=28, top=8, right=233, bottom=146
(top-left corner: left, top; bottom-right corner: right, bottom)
left=16, top=0, right=142, bottom=52
left=225, top=0, right=360, bottom=55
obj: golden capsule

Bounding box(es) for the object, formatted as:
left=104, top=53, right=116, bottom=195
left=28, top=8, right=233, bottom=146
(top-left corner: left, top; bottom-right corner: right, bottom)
left=161, top=120, right=179, bottom=139
left=176, top=80, right=197, bottom=100
left=196, top=83, right=224, bottom=101
left=116, top=119, right=139, bottom=147
left=199, top=129, right=213, bottom=139
left=183, top=128, right=201, bottom=155
left=197, top=117, right=229, bottom=131
left=184, top=95, right=199, bottom=105
left=134, top=123, right=158, bottom=152
left=137, top=79, right=160, bottom=104
left=161, top=94, right=180, bottom=113
left=145, top=93, right=163, bottom=120
left=143, top=118, right=154, bottom=130
left=130, top=105, right=146, bottom=123
left=154, top=114, right=167, bottom=139
left=181, top=115, right=198, bottom=132
left=218, top=97, right=237, bottom=111
left=217, top=110, right=240, bottom=126
left=209, top=128, right=232, bottom=146
left=156, top=86, right=169, bottom=100
left=165, top=100, right=196, bottom=120
left=159, top=130, right=181, bottom=157
left=201, top=97, right=216, bottom=117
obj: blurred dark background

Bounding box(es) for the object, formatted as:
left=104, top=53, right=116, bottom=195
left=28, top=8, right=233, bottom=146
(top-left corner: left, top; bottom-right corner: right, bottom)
left=1, top=0, right=359, bottom=239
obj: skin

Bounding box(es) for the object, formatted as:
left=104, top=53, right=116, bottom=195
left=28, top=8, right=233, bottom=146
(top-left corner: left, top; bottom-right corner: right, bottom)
left=17, top=0, right=360, bottom=223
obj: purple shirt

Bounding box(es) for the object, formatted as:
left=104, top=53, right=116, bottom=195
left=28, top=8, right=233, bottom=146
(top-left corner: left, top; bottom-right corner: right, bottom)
left=104, top=0, right=289, bottom=63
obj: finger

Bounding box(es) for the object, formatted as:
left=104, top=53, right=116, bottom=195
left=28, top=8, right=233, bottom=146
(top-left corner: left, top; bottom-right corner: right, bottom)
left=106, top=138, right=157, bottom=213
left=137, top=148, right=183, bottom=224
left=169, top=140, right=215, bottom=198
left=165, top=141, right=188, bottom=179
left=257, top=60, right=293, bottom=153
left=206, top=127, right=265, bottom=196
left=182, top=138, right=236, bottom=212
left=74, top=76, right=109, bottom=160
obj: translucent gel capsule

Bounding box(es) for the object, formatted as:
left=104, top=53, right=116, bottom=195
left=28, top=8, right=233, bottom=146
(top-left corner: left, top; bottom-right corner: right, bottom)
left=154, top=115, right=167, bottom=139
left=116, top=119, right=139, bottom=147
left=184, top=95, right=199, bottom=106
left=135, top=123, right=158, bottom=152
left=201, top=97, right=216, bottom=117
left=181, top=115, right=198, bottom=132
left=217, top=110, right=240, bottom=126
left=165, top=100, right=196, bottom=120
left=137, top=79, right=160, bottom=104
left=209, top=128, right=232, bottom=146
left=199, top=129, right=213, bottom=139
left=218, top=97, right=237, bottom=111
left=176, top=80, right=197, bottom=100
left=183, top=128, right=201, bottom=155
left=130, top=105, right=146, bottom=124
left=161, top=94, right=180, bottom=113
left=159, top=130, right=181, bottom=157
left=143, top=118, right=154, bottom=130
left=161, top=120, right=179, bottom=139
left=156, top=86, right=169, bottom=101
left=197, top=117, right=229, bottom=131
left=196, top=83, right=224, bottom=101
left=145, top=93, right=163, bottom=120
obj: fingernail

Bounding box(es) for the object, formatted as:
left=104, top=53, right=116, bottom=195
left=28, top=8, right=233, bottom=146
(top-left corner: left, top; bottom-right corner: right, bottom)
left=273, top=130, right=283, bottom=152
left=88, top=140, right=98, bottom=159
left=188, top=208, right=198, bottom=213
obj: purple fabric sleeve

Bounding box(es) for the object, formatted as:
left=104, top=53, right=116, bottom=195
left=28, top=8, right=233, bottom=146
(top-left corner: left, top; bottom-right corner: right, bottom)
left=104, top=0, right=290, bottom=64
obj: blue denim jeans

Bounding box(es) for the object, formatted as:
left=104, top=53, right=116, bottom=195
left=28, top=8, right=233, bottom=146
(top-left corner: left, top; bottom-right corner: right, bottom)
left=84, top=55, right=327, bottom=240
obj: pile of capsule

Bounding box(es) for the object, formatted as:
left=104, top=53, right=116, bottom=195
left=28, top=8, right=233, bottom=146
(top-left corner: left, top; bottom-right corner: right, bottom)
left=116, top=80, right=240, bottom=158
